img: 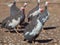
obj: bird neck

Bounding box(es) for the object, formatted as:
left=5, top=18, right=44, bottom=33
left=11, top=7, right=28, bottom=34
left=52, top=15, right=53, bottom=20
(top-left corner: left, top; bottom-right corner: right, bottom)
left=45, top=5, right=47, bottom=10
left=22, top=9, right=25, bottom=15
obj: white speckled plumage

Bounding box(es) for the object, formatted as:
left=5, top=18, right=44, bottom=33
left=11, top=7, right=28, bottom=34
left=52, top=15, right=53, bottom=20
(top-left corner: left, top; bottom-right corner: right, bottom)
left=27, top=0, right=41, bottom=21
left=29, top=19, right=42, bottom=36
left=8, top=17, right=20, bottom=28
left=24, top=1, right=49, bottom=42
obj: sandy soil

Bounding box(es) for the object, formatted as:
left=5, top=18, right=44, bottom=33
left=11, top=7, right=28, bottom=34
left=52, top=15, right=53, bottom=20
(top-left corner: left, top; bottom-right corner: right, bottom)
left=0, top=0, right=60, bottom=45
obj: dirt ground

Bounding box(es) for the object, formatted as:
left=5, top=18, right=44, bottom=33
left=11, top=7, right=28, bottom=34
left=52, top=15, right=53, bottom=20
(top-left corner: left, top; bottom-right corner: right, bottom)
left=0, top=0, right=60, bottom=45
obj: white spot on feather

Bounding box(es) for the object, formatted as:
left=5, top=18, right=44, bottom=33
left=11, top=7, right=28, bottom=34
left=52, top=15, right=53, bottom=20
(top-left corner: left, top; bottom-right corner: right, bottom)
left=7, top=3, right=13, bottom=7
left=29, top=19, right=42, bottom=36
left=25, top=32, right=29, bottom=35
left=8, top=17, right=20, bottom=28
left=29, top=8, right=42, bottom=17
left=42, top=15, right=49, bottom=23
left=42, top=11, right=49, bottom=23
left=37, top=0, right=40, bottom=3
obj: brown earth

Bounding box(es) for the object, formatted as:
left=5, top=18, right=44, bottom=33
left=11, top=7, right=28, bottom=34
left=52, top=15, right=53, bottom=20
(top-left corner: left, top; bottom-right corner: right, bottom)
left=0, top=0, right=60, bottom=45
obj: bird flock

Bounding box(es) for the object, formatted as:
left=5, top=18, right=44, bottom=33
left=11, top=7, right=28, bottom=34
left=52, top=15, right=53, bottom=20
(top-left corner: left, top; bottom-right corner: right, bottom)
left=0, top=0, right=49, bottom=43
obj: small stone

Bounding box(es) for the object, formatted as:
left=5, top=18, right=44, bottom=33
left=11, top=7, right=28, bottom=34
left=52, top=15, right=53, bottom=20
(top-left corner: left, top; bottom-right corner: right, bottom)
left=9, top=43, right=12, bottom=45
left=21, top=41, right=26, bottom=44
left=54, top=43, right=58, bottom=45
left=3, top=40, right=7, bottom=43
left=4, top=44, right=8, bottom=45
left=17, top=43, right=20, bottom=45
left=8, top=41, right=12, bottom=43
left=35, top=42, right=38, bottom=45
left=53, top=39, right=57, bottom=43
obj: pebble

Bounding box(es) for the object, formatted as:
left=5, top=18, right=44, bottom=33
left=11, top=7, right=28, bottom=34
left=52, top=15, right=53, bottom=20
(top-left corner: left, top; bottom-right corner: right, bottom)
left=35, top=42, right=38, bottom=45
left=54, top=43, right=58, bottom=45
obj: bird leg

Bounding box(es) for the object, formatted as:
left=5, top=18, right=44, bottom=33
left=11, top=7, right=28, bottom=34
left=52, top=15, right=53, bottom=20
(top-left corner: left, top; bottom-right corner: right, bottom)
left=16, top=25, right=21, bottom=30
left=14, top=28, right=18, bottom=33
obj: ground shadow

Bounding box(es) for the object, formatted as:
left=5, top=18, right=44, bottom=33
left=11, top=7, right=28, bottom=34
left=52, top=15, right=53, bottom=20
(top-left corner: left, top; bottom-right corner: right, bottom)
left=43, top=26, right=60, bottom=30
left=17, top=30, right=24, bottom=33
left=34, top=39, right=53, bottom=43
left=18, top=22, right=29, bottom=29
left=0, top=23, right=2, bottom=24
left=20, top=22, right=29, bottom=26
left=26, top=39, right=53, bottom=43
left=5, top=30, right=16, bottom=33
left=5, top=29, right=24, bottom=33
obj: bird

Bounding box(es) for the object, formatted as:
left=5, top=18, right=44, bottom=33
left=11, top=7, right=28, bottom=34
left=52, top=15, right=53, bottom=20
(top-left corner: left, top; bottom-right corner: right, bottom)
left=38, top=1, right=49, bottom=33
left=23, top=1, right=49, bottom=43
left=24, top=15, right=43, bottom=43
left=1, top=2, right=28, bottom=32
left=27, top=0, right=42, bottom=22
left=7, top=0, right=28, bottom=28
left=6, top=0, right=27, bottom=23
left=1, top=11, right=22, bottom=30
left=4, top=0, right=20, bottom=16
left=19, top=2, right=28, bottom=25
left=9, top=0, right=20, bottom=16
